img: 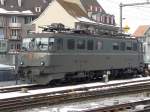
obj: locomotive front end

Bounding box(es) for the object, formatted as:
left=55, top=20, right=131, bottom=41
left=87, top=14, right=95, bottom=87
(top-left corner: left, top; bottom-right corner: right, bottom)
left=18, top=36, right=54, bottom=84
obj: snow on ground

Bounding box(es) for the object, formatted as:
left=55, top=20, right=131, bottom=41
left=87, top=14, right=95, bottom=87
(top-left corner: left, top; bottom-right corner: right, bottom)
left=19, top=92, right=150, bottom=112
left=77, top=17, right=96, bottom=24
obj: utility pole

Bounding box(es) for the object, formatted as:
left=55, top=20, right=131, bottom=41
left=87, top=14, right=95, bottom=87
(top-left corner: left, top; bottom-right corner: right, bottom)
left=120, top=1, right=150, bottom=33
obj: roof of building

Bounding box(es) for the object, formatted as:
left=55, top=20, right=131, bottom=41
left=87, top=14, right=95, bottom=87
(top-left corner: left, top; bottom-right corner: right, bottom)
left=0, top=0, right=52, bottom=15
left=81, top=0, right=106, bottom=13
left=133, top=25, right=150, bottom=38
left=57, top=0, right=88, bottom=18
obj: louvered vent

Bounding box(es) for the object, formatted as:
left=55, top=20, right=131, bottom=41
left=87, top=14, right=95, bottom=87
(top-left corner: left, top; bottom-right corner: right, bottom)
left=0, top=0, right=5, bottom=5
left=18, top=0, right=22, bottom=7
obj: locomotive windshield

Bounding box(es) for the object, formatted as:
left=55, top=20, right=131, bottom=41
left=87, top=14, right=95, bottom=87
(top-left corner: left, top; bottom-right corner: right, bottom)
left=22, top=37, right=50, bottom=51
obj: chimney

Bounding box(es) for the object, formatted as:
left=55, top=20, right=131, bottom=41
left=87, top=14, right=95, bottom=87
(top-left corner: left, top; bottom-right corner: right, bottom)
left=0, top=0, right=5, bottom=5
left=18, top=0, right=22, bottom=7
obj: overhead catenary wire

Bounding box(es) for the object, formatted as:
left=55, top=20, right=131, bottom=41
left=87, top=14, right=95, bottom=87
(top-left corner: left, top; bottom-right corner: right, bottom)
left=98, top=0, right=150, bottom=33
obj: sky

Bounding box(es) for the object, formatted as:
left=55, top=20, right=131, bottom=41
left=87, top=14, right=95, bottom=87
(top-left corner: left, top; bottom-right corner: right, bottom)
left=98, top=0, right=150, bottom=34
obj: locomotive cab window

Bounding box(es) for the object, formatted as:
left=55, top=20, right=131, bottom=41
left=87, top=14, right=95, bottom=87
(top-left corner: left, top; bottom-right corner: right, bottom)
left=36, top=38, right=49, bottom=51
left=67, top=39, right=75, bottom=50
left=87, top=39, right=94, bottom=50
left=22, top=38, right=32, bottom=51
left=22, top=37, right=49, bottom=51
left=77, top=39, right=85, bottom=50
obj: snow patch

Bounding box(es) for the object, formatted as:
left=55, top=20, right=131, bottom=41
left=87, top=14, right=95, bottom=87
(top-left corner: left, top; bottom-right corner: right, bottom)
left=22, top=10, right=33, bottom=14
left=0, top=64, right=15, bottom=70
left=77, top=17, right=115, bottom=27
left=77, top=17, right=96, bottom=24
left=0, top=8, right=33, bottom=15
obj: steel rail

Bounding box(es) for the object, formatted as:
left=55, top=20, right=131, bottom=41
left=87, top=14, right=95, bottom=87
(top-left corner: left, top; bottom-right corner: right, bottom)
left=83, top=99, right=150, bottom=112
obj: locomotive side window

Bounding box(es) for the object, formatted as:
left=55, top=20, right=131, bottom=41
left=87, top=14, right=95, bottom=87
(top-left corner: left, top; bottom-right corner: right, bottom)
left=56, top=38, right=63, bottom=50
left=120, top=42, right=126, bottom=51
left=77, top=39, right=85, bottom=50
left=126, top=42, right=132, bottom=50
left=133, top=43, right=137, bottom=51
left=96, top=40, right=103, bottom=50
left=67, top=39, right=75, bottom=50
left=87, top=39, right=94, bottom=50
left=113, top=42, right=119, bottom=50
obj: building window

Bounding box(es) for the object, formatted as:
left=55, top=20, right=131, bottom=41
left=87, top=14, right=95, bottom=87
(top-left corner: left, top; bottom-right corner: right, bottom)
left=24, top=17, right=33, bottom=24
left=96, top=15, right=100, bottom=22
left=107, top=16, right=109, bottom=24
left=111, top=16, right=114, bottom=25
left=101, top=16, right=103, bottom=22
left=11, top=29, right=18, bottom=36
left=104, top=16, right=107, bottom=23
left=11, top=16, right=17, bottom=23
left=67, top=39, right=75, bottom=50
left=11, top=44, right=14, bottom=49
left=35, top=7, right=41, bottom=12
left=99, top=7, right=102, bottom=12
left=16, top=44, right=21, bottom=50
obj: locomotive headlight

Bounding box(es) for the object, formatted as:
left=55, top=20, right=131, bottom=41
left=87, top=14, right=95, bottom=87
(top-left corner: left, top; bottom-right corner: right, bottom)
left=20, top=61, right=24, bottom=65
left=41, top=61, right=45, bottom=66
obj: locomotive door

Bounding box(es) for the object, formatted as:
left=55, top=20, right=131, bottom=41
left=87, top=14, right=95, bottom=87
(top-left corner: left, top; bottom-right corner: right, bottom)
left=76, top=39, right=86, bottom=72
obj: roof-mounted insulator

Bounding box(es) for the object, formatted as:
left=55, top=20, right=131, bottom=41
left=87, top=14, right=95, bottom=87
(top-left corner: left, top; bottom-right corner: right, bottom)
left=40, top=23, right=71, bottom=33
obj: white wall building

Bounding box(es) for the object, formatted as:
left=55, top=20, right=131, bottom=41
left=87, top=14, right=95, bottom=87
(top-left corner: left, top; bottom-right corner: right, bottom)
left=32, top=0, right=118, bottom=35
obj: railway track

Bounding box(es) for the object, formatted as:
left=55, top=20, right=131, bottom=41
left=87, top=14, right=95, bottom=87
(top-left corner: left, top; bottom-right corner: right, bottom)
left=83, top=99, right=150, bottom=112
left=1, top=78, right=150, bottom=111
